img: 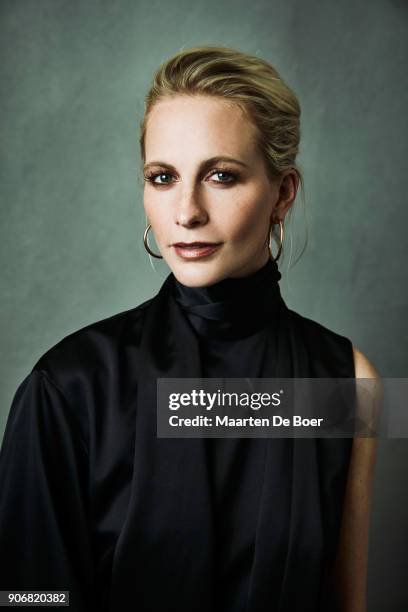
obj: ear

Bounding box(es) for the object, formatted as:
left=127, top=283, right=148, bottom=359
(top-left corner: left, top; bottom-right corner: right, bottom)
left=272, top=170, right=299, bottom=223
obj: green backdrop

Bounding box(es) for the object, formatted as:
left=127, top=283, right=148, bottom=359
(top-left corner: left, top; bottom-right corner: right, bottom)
left=1, top=0, right=407, bottom=609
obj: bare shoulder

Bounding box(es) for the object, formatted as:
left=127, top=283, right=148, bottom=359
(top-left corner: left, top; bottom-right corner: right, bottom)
left=350, top=344, right=380, bottom=459
left=352, top=345, right=381, bottom=380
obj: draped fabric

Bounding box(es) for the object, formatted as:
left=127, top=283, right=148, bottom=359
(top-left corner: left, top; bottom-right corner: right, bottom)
left=0, top=258, right=355, bottom=611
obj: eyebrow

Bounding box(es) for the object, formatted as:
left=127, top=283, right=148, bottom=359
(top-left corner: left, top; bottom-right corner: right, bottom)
left=143, top=156, right=250, bottom=173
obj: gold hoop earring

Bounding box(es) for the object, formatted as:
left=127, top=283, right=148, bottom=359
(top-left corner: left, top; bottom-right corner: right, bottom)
left=143, top=224, right=163, bottom=259
left=269, top=220, right=284, bottom=262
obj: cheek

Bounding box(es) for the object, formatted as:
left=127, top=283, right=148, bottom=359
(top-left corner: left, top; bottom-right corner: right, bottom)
left=225, top=197, right=269, bottom=243
left=144, top=197, right=169, bottom=237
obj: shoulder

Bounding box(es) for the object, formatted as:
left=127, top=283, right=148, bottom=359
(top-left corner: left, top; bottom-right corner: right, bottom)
left=350, top=346, right=382, bottom=455
left=5, top=298, right=153, bottom=454
left=287, top=309, right=355, bottom=376
left=352, top=345, right=381, bottom=380
left=32, top=297, right=153, bottom=388
left=290, top=309, right=381, bottom=381
left=289, top=308, right=351, bottom=348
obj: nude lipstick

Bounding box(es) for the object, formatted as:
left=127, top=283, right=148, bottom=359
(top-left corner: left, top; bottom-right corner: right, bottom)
left=173, top=242, right=222, bottom=259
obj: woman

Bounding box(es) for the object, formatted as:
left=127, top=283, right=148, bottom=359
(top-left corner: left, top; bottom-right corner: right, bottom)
left=0, top=46, right=378, bottom=611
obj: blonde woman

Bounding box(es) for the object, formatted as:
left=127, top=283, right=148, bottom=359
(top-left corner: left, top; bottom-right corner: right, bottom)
left=0, top=46, right=378, bottom=611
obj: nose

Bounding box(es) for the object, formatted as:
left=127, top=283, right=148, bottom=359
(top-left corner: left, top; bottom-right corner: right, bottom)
left=175, top=188, right=209, bottom=228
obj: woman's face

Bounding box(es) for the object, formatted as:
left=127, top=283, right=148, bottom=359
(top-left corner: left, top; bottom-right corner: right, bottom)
left=143, top=94, right=296, bottom=287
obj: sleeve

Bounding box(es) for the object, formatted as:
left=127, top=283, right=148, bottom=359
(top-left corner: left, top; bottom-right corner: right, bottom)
left=0, top=369, right=95, bottom=611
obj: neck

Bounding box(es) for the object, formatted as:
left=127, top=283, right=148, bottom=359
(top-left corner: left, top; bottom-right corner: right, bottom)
left=167, top=257, right=283, bottom=340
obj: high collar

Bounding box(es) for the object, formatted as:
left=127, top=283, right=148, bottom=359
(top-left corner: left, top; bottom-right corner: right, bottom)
left=166, top=258, right=283, bottom=340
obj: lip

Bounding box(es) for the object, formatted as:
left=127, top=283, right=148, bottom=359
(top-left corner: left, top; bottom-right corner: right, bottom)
left=173, top=242, right=222, bottom=259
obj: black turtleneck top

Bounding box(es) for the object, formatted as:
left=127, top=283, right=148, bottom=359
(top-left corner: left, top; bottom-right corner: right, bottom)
left=172, top=258, right=283, bottom=611
left=0, top=257, right=355, bottom=612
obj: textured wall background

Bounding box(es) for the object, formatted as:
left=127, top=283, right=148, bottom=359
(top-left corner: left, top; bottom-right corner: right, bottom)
left=1, top=0, right=407, bottom=608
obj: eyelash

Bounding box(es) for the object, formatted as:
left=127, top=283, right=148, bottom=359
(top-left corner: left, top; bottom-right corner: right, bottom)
left=143, top=167, right=238, bottom=187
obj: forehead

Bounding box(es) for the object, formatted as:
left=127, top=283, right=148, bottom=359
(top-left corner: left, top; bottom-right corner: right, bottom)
left=144, top=95, right=259, bottom=161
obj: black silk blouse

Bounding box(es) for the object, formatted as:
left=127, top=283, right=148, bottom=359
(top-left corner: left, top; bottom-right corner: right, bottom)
left=0, top=258, right=355, bottom=611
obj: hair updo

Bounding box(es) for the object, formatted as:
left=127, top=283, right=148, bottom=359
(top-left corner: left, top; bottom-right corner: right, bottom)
left=139, top=45, right=307, bottom=265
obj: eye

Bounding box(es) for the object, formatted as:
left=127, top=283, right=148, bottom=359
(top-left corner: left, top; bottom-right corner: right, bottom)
left=144, top=171, right=173, bottom=186
left=207, top=168, right=237, bottom=184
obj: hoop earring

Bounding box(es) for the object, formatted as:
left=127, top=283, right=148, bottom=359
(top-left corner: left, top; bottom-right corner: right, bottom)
left=269, top=220, right=284, bottom=262
left=143, top=224, right=163, bottom=259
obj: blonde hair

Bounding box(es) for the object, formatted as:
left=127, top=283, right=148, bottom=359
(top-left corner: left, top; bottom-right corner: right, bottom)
left=139, top=45, right=308, bottom=267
